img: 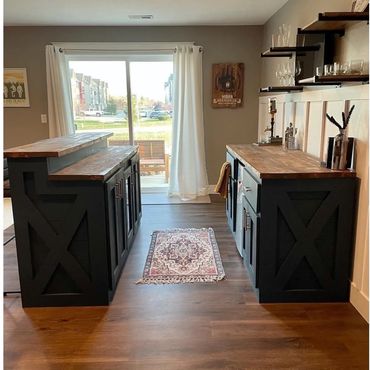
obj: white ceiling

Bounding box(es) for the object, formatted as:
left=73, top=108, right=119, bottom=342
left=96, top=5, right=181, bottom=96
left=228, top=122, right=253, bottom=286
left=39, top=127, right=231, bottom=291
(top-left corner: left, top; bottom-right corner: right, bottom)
left=4, top=0, right=288, bottom=26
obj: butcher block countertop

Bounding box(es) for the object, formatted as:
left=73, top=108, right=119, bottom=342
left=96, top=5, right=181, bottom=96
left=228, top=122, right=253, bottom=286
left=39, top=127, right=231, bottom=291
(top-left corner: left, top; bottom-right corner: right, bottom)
left=4, top=132, right=112, bottom=158
left=49, top=146, right=137, bottom=181
left=227, top=144, right=356, bottom=180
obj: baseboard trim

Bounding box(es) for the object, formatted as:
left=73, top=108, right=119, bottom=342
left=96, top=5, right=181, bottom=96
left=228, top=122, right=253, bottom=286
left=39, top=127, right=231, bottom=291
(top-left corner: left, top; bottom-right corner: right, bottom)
left=350, top=282, right=369, bottom=322
left=208, top=184, right=217, bottom=194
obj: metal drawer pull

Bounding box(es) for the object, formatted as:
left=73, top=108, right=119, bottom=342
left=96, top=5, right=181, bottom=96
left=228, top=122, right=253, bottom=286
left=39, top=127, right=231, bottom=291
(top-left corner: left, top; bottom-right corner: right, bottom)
left=245, top=212, right=252, bottom=230
left=243, top=186, right=252, bottom=192
left=115, top=183, right=120, bottom=199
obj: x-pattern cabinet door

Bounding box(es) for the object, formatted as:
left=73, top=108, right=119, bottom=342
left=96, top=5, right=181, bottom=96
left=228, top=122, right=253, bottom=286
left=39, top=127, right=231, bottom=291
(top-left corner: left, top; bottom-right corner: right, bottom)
left=259, top=178, right=356, bottom=302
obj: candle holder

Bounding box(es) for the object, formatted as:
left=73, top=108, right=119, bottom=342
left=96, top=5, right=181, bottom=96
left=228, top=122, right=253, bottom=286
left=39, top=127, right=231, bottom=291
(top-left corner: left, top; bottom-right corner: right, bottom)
left=263, top=98, right=282, bottom=145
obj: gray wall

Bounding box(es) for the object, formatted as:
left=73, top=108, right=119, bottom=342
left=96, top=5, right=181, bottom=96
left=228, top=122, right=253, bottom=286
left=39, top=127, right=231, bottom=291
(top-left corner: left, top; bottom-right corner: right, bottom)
left=4, top=26, right=263, bottom=184
left=261, top=0, right=369, bottom=86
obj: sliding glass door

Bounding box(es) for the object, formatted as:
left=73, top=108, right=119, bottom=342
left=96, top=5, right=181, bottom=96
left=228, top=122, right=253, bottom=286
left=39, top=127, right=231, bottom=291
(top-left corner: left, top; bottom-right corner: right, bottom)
left=130, top=61, right=173, bottom=188
left=68, top=56, right=173, bottom=190
left=69, top=61, right=129, bottom=143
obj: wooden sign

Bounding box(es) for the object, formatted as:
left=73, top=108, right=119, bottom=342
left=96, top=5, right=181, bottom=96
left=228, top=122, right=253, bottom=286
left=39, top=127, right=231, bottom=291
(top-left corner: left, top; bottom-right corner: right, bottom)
left=212, top=63, right=244, bottom=108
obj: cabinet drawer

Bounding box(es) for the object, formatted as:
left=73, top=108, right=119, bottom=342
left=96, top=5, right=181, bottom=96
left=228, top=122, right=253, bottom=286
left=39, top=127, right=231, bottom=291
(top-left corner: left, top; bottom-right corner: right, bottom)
left=242, top=168, right=260, bottom=212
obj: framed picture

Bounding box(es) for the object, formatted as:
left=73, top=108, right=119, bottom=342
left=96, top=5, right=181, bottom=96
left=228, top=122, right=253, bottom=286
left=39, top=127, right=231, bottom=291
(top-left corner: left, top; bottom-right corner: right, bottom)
left=4, top=68, right=30, bottom=107
left=212, top=63, right=244, bottom=108
left=351, top=0, right=369, bottom=12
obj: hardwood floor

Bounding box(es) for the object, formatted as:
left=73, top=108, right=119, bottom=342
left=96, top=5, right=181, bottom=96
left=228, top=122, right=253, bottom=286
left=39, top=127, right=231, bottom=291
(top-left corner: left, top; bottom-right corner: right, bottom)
left=4, top=204, right=369, bottom=369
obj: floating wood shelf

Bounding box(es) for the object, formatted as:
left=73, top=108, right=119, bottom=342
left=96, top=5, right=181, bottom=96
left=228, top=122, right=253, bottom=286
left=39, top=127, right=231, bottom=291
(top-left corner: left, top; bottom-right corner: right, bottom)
left=300, top=12, right=369, bottom=33
left=259, top=86, right=304, bottom=93
left=261, top=46, right=320, bottom=58
left=298, top=74, right=369, bottom=85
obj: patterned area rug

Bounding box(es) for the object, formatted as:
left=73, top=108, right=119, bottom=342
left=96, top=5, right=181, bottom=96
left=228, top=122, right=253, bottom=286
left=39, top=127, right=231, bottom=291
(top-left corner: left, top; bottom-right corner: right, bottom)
left=137, top=228, right=225, bottom=284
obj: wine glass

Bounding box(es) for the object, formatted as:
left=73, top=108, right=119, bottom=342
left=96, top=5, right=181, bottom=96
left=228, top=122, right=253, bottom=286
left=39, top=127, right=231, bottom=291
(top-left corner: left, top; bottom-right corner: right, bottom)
left=295, top=61, right=302, bottom=82
left=282, top=24, right=291, bottom=47
left=276, top=63, right=284, bottom=86
left=285, top=61, right=295, bottom=86
left=281, top=63, right=289, bottom=86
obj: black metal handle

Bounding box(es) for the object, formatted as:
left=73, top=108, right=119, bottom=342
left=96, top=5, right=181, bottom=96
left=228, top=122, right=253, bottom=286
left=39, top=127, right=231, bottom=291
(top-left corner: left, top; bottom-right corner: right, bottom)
left=245, top=212, right=251, bottom=230
left=115, top=182, right=120, bottom=199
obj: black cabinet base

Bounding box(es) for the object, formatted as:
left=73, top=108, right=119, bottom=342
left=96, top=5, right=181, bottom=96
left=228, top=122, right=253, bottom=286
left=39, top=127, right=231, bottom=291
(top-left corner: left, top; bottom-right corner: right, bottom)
left=8, top=153, right=141, bottom=307
left=239, top=175, right=356, bottom=303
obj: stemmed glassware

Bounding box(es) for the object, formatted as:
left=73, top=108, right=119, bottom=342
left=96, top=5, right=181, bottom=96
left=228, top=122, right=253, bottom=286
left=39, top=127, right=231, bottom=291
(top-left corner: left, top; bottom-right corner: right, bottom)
left=276, top=60, right=300, bottom=86
left=275, top=63, right=284, bottom=86
left=295, top=60, right=302, bottom=84
left=272, top=24, right=292, bottom=48
left=295, top=61, right=302, bottom=77
left=282, top=24, right=291, bottom=47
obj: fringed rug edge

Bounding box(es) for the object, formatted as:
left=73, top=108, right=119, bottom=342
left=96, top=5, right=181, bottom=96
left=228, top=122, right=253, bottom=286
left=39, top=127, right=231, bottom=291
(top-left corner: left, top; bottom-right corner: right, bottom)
left=136, top=273, right=225, bottom=285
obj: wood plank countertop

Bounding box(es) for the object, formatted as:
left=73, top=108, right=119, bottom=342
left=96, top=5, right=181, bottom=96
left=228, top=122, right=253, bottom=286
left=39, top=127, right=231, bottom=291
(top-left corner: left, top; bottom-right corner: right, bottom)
left=4, top=132, right=113, bottom=158
left=227, top=144, right=356, bottom=179
left=48, top=146, right=137, bottom=181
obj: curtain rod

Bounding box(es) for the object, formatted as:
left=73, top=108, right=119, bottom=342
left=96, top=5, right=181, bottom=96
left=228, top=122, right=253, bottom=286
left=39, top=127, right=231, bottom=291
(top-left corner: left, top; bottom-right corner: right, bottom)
left=55, top=46, right=203, bottom=53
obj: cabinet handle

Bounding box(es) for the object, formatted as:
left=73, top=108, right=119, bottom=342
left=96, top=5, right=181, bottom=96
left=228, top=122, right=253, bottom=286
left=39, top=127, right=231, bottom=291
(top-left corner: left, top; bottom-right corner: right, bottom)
left=115, top=182, right=120, bottom=199
left=243, top=186, right=252, bottom=193
left=115, top=181, right=124, bottom=199
left=245, top=212, right=251, bottom=230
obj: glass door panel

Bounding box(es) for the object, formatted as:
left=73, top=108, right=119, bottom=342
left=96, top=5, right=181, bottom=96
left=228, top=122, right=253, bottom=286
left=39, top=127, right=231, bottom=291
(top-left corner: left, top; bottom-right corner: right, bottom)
left=69, top=61, right=129, bottom=145
left=129, top=61, right=173, bottom=189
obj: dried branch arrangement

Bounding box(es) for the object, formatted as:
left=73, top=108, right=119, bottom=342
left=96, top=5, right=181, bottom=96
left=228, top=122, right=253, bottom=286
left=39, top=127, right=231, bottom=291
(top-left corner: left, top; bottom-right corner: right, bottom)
left=326, top=105, right=355, bottom=131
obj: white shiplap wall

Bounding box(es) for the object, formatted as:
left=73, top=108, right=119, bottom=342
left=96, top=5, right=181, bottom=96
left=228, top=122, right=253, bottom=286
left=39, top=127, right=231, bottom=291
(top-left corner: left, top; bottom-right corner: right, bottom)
left=258, top=84, right=369, bottom=321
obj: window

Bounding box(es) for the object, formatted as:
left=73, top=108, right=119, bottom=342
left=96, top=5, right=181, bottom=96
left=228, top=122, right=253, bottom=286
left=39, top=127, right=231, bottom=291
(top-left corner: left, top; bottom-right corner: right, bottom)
left=67, top=49, right=174, bottom=190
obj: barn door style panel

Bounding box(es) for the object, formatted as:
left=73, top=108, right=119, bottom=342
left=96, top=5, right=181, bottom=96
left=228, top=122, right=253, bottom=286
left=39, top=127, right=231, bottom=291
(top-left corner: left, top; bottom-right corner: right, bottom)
left=259, top=178, right=356, bottom=303
left=9, top=158, right=110, bottom=307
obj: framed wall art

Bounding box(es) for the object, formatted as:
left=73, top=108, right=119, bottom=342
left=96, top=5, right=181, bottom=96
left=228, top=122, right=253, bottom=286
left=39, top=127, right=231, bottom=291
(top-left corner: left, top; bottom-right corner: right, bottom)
left=4, top=68, right=30, bottom=107
left=212, top=63, right=244, bottom=108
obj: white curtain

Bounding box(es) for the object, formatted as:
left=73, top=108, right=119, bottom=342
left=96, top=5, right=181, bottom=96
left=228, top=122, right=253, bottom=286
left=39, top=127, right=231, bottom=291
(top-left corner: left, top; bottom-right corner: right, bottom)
left=168, top=45, right=209, bottom=200
left=45, top=45, right=75, bottom=138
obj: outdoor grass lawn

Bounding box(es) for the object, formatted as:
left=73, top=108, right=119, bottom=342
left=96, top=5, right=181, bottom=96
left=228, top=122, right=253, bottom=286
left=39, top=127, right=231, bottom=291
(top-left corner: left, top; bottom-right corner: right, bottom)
left=75, top=118, right=172, bottom=130
left=75, top=118, right=172, bottom=150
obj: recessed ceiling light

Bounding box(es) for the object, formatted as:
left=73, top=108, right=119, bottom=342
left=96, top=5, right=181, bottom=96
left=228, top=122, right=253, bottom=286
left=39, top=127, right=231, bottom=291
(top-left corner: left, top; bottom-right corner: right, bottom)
left=128, top=15, right=154, bottom=20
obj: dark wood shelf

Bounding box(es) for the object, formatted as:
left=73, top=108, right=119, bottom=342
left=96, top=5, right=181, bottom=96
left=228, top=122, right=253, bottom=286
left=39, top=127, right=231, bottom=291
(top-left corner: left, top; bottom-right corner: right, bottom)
left=298, top=74, right=369, bottom=85
left=261, top=46, right=320, bottom=58
left=259, top=86, right=304, bottom=93
left=300, top=12, right=369, bottom=33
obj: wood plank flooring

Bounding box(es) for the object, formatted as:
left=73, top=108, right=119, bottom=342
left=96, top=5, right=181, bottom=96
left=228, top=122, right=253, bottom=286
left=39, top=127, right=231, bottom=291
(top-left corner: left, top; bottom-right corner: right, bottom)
left=4, top=204, right=369, bottom=370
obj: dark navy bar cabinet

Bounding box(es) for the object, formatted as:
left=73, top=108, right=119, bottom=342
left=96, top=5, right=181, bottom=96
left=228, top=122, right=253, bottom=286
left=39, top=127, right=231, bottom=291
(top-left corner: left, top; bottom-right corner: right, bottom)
left=226, top=144, right=357, bottom=303
left=5, top=132, right=141, bottom=307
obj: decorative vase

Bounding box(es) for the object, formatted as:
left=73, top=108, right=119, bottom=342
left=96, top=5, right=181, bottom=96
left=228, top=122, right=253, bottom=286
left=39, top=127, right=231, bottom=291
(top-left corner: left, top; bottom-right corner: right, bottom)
left=331, top=129, right=348, bottom=170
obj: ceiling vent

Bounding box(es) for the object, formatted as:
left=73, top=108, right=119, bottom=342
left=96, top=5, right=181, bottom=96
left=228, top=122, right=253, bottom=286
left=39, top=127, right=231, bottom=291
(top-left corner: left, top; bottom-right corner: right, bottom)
left=128, top=15, right=154, bottom=20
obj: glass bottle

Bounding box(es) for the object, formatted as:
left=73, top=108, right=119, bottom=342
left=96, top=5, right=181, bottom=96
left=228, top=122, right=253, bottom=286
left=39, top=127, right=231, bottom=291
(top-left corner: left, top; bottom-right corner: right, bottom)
left=332, top=128, right=348, bottom=170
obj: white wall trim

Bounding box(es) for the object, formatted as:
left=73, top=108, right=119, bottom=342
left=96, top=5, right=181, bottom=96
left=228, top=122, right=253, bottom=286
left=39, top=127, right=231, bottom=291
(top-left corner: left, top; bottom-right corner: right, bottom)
left=350, top=282, right=369, bottom=323
left=208, top=184, right=217, bottom=194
